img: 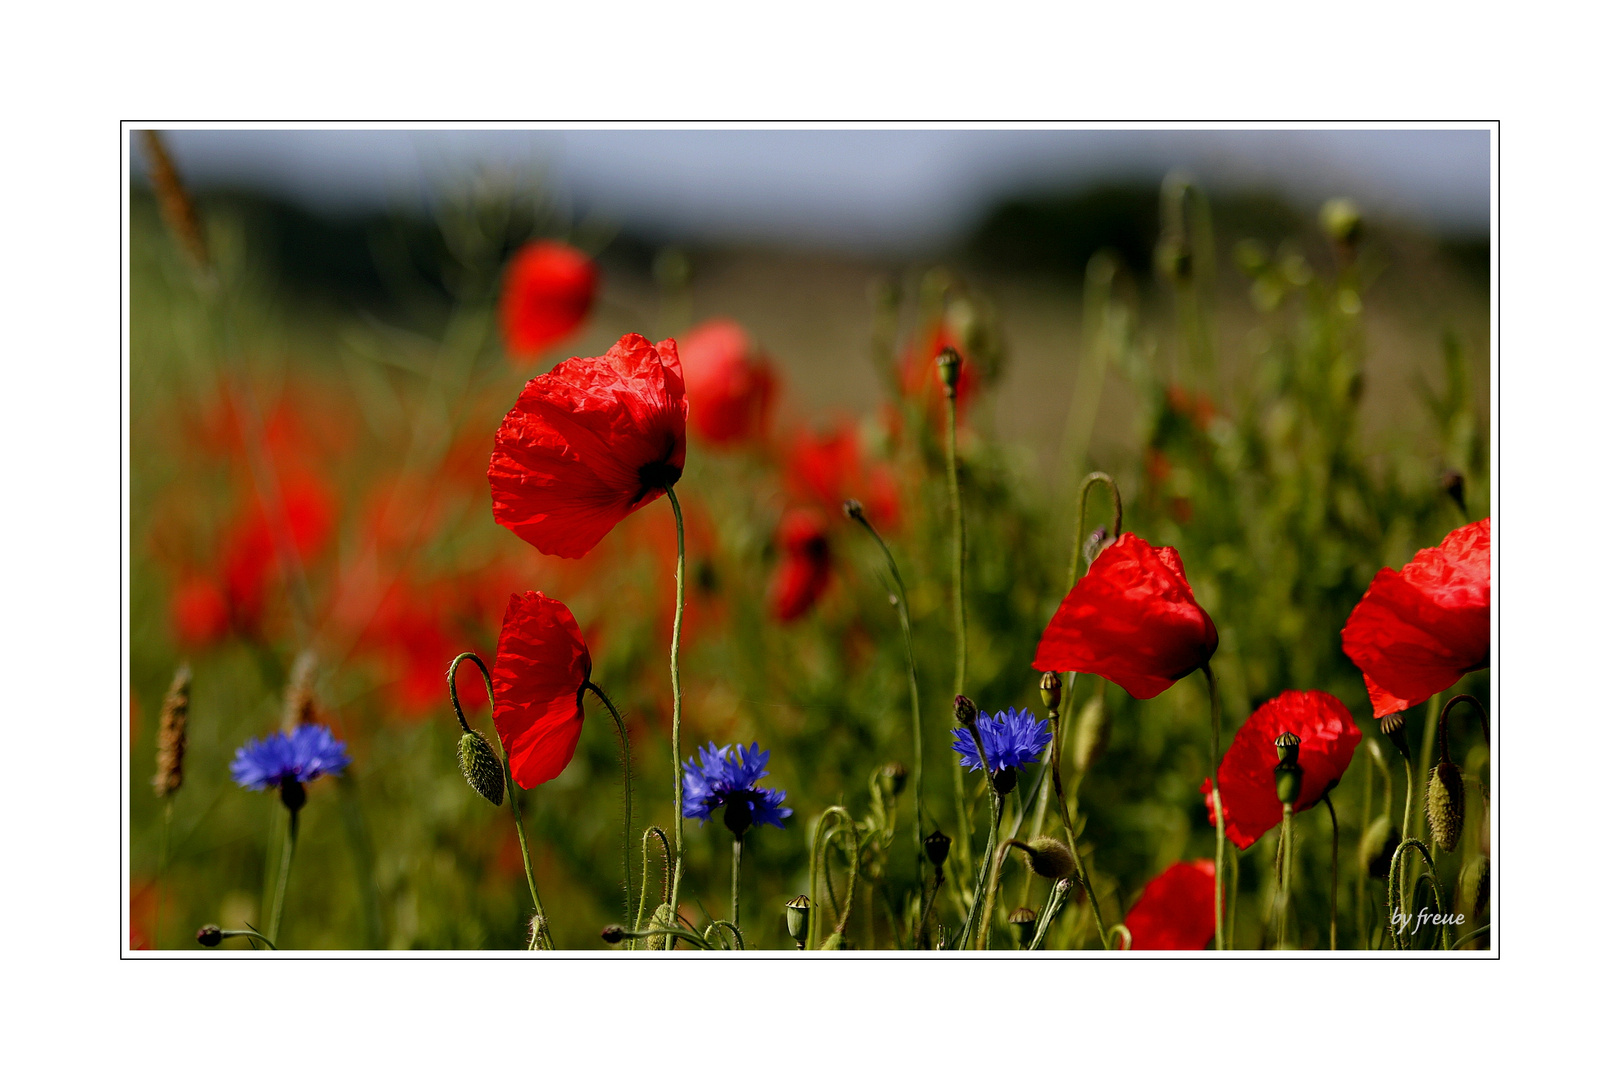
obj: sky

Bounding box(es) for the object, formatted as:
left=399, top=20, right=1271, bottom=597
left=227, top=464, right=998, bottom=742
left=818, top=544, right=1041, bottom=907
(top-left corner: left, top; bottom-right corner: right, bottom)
left=134, top=128, right=1491, bottom=252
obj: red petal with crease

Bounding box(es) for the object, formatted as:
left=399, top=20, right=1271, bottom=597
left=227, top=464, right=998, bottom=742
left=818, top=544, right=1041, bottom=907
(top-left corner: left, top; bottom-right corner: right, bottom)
left=1032, top=532, right=1218, bottom=698
left=489, top=334, right=687, bottom=559
left=492, top=591, right=592, bottom=788
left=1342, top=518, right=1490, bottom=716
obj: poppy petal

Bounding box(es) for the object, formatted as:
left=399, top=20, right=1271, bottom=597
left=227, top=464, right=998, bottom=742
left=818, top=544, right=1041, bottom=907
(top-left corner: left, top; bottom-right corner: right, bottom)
left=492, top=591, right=592, bottom=788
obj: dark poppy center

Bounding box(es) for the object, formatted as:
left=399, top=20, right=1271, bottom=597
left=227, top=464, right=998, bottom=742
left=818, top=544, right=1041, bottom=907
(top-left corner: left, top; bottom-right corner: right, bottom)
left=636, top=459, right=683, bottom=503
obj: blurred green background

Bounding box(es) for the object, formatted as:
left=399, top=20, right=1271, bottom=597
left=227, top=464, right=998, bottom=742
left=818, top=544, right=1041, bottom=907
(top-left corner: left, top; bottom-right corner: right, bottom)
left=129, top=134, right=1489, bottom=950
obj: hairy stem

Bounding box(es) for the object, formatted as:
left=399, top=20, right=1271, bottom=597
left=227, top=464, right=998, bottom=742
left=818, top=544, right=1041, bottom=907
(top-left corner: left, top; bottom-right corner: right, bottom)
left=665, top=484, right=687, bottom=948
left=1202, top=664, right=1226, bottom=950
left=585, top=681, right=634, bottom=927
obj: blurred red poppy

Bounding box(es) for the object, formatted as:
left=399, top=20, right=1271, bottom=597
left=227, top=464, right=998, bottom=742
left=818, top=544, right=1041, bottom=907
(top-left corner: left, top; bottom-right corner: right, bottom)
left=492, top=591, right=592, bottom=788
left=1200, top=689, right=1361, bottom=850
left=1124, top=860, right=1216, bottom=950
left=363, top=582, right=488, bottom=718
left=499, top=240, right=597, bottom=360
left=899, top=323, right=980, bottom=420
left=769, top=508, right=832, bottom=622
left=680, top=318, right=778, bottom=446
left=170, top=575, right=230, bottom=648
left=1032, top=533, right=1218, bottom=698
left=786, top=422, right=900, bottom=531
left=489, top=333, right=688, bottom=559
left=1342, top=518, right=1490, bottom=717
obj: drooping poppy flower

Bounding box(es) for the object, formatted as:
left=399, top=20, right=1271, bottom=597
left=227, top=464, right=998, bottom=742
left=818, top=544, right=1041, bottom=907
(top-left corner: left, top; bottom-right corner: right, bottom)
left=491, top=591, right=592, bottom=788
left=679, top=318, right=778, bottom=446
left=1200, top=689, right=1361, bottom=850
left=1342, top=518, right=1491, bottom=718
left=768, top=508, right=832, bottom=622
left=1032, top=533, right=1219, bottom=699
left=1123, top=860, right=1216, bottom=950
left=489, top=333, right=688, bottom=559
left=786, top=422, right=900, bottom=531
left=499, top=240, right=597, bottom=360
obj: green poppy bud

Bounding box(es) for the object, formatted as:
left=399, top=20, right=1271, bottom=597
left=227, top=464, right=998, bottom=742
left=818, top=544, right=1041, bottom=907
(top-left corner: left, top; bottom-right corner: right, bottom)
left=1360, top=815, right=1399, bottom=880
left=935, top=347, right=963, bottom=397
left=196, top=925, right=223, bottom=948
left=1458, top=855, right=1489, bottom=921
left=1427, top=761, right=1465, bottom=852
left=1021, top=837, right=1076, bottom=880
left=1008, top=906, right=1038, bottom=948
left=458, top=729, right=506, bottom=806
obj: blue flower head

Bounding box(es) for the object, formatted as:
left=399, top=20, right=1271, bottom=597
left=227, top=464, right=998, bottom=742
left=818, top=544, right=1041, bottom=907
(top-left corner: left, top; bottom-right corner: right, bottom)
left=951, top=708, right=1051, bottom=776
left=231, top=723, right=351, bottom=792
left=682, top=741, right=792, bottom=838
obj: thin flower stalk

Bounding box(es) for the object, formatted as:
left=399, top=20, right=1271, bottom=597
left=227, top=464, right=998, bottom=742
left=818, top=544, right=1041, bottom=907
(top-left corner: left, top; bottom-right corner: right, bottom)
left=665, top=484, right=687, bottom=948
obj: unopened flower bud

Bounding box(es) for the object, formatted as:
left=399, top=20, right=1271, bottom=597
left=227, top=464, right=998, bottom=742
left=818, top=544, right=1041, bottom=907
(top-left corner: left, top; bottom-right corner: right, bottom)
left=1380, top=713, right=1411, bottom=759
left=878, top=761, right=908, bottom=798
left=1039, top=671, right=1062, bottom=712
left=601, top=924, right=627, bottom=944
left=1441, top=470, right=1467, bottom=517
left=820, top=930, right=846, bottom=950
left=924, top=829, right=952, bottom=869
left=1072, top=691, right=1110, bottom=775
left=842, top=498, right=865, bottom=521
left=1021, top=836, right=1077, bottom=880
left=935, top=347, right=963, bottom=397
left=196, top=924, right=223, bottom=947
left=1081, top=525, right=1110, bottom=566
left=1008, top=906, right=1037, bottom=947
left=1319, top=197, right=1364, bottom=247
left=953, top=694, right=977, bottom=727
left=458, top=729, right=506, bottom=806
left=785, top=895, right=810, bottom=948
left=1426, top=761, right=1465, bottom=852
left=1360, top=815, right=1399, bottom=880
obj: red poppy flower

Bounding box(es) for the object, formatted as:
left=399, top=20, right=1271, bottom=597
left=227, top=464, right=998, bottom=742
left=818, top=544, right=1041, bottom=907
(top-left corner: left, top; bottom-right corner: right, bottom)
left=499, top=240, right=597, bottom=359
left=1200, top=689, right=1361, bottom=850
left=679, top=318, right=778, bottom=446
left=170, top=576, right=230, bottom=648
left=489, top=333, right=688, bottom=559
left=786, top=422, right=900, bottom=531
left=1123, top=860, right=1216, bottom=950
left=491, top=591, right=592, bottom=788
left=769, top=508, right=832, bottom=622
left=1342, top=518, right=1490, bottom=717
left=1032, top=533, right=1218, bottom=699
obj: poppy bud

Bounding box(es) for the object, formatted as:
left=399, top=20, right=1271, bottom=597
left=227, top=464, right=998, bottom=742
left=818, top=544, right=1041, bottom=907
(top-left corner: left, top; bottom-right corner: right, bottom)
left=1021, top=837, right=1077, bottom=880
left=1039, top=671, right=1062, bottom=712
left=785, top=895, right=811, bottom=948
left=457, top=730, right=506, bottom=806
left=820, top=930, right=846, bottom=950
left=936, top=347, right=963, bottom=397
left=878, top=761, right=908, bottom=798
left=1458, top=855, right=1489, bottom=921
left=1008, top=906, right=1038, bottom=947
left=1441, top=470, right=1467, bottom=517
left=601, top=924, right=628, bottom=944
left=924, top=829, right=952, bottom=869
left=953, top=694, right=977, bottom=727
left=1360, top=815, right=1399, bottom=880
left=1072, top=691, right=1110, bottom=775
left=1081, top=525, right=1111, bottom=567
left=1380, top=712, right=1411, bottom=759
left=196, top=924, right=223, bottom=947
left=1319, top=197, right=1364, bottom=247
left=278, top=776, right=307, bottom=813
left=1426, top=761, right=1465, bottom=852
left=842, top=498, right=865, bottom=521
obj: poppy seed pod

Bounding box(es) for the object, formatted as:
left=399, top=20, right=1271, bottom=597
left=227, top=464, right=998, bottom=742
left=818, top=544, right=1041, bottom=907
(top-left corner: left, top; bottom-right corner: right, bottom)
left=1360, top=815, right=1399, bottom=880
left=1072, top=691, right=1111, bottom=776
left=1380, top=712, right=1411, bottom=759
left=935, top=346, right=963, bottom=397
left=878, top=761, right=908, bottom=799
left=924, top=829, right=952, bottom=869
left=1427, top=761, right=1465, bottom=852
left=785, top=895, right=811, bottom=948
left=1273, top=730, right=1303, bottom=804
left=1022, top=837, right=1077, bottom=880
left=1039, top=671, right=1062, bottom=712
left=457, top=730, right=506, bottom=806
left=1008, top=906, right=1038, bottom=948
left=196, top=924, right=223, bottom=948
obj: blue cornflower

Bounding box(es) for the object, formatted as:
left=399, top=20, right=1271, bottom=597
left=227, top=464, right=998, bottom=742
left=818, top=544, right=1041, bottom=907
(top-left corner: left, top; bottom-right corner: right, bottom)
left=231, top=723, right=351, bottom=792
left=681, top=741, right=793, bottom=837
left=951, top=707, right=1052, bottom=776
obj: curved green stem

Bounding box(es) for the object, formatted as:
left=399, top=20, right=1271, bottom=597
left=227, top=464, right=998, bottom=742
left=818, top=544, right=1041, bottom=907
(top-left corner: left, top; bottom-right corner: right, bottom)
left=1452, top=922, right=1491, bottom=951
left=664, top=484, right=687, bottom=949
left=1046, top=697, right=1108, bottom=948
left=848, top=508, right=926, bottom=895
left=451, top=651, right=550, bottom=948
left=809, top=806, right=856, bottom=947
left=633, top=826, right=671, bottom=949
left=1107, top=923, right=1133, bottom=950
left=1388, top=837, right=1439, bottom=950
left=1068, top=471, right=1123, bottom=586
left=585, top=681, right=634, bottom=927
left=1027, top=876, right=1073, bottom=950
left=216, top=927, right=278, bottom=950
left=1202, top=664, right=1226, bottom=950
left=709, top=919, right=745, bottom=951
left=959, top=792, right=1003, bottom=948
left=266, top=808, right=299, bottom=946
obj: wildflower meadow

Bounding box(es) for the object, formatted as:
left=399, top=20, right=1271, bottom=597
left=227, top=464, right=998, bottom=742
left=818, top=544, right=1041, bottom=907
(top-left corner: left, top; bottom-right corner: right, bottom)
left=128, top=131, right=1491, bottom=954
